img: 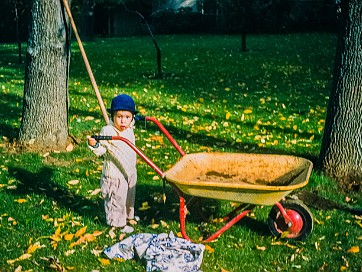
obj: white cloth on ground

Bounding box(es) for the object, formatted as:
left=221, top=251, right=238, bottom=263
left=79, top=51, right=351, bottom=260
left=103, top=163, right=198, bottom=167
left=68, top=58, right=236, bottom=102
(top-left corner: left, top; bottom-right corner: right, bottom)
left=104, top=232, right=205, bottom=272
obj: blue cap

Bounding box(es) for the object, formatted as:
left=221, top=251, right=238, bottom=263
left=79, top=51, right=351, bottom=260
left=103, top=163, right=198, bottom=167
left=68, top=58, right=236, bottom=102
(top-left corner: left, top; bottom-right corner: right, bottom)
left=107, top=94, right=138, bottom=114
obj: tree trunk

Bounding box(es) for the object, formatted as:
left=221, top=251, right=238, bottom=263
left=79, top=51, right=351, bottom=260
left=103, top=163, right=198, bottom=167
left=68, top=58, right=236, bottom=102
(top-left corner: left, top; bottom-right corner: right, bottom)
left=319, top=0, right=362, bottom=191
left=18, top=0, right=71, bottom=150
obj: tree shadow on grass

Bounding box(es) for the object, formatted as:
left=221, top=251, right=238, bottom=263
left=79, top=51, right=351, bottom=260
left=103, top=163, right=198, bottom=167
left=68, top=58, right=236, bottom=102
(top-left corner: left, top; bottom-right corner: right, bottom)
left=136, top=183, right=272, bottom=239
left=8, top=166, right=104, bottom=224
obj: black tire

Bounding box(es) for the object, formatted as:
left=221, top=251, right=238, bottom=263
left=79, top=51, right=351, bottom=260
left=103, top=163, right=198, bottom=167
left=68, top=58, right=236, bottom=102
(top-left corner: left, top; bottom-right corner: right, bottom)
left=267, top=200, right=313, bottom=240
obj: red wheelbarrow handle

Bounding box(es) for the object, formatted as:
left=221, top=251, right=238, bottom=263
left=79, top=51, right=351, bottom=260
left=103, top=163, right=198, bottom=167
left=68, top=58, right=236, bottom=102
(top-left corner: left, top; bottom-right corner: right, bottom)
left=135, top=115, right=186, bottom=156
left=92, top=134, right=165, bottom=178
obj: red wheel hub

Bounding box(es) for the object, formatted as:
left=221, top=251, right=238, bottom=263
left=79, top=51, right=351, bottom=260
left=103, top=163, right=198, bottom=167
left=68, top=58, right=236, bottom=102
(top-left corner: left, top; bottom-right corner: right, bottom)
left=286, top=209, right=304, bottom=234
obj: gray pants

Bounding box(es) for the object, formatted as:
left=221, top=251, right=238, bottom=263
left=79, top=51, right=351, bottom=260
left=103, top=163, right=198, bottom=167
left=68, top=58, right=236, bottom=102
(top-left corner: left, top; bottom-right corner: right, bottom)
left=101, top=173, right=136, bottom=227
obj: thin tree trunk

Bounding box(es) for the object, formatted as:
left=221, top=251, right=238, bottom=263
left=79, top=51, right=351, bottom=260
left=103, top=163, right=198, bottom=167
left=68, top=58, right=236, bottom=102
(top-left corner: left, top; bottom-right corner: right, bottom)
left=19, top=0, right=70, bottom=150
left=319, top=0, right=362, bottom=190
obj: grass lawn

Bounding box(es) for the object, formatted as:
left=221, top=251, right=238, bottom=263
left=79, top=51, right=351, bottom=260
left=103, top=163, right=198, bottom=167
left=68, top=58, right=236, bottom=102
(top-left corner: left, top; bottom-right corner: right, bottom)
left=0, top=33, right=361, bottom=271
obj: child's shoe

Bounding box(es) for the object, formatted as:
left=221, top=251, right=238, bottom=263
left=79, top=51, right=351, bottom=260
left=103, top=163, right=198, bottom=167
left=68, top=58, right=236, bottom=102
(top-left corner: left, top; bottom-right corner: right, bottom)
left=120, top=225, right=134, bottom=233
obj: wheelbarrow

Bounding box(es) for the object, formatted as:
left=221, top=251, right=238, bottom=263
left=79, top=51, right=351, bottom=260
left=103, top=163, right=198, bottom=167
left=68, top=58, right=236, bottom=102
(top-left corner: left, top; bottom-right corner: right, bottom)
left=93, top=116, right=314, bottom=242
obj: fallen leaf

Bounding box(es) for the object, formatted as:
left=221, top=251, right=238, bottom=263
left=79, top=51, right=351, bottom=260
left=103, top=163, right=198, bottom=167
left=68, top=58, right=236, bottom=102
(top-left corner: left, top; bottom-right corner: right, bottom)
left=66, top=143, right=74, bottom=152
left=84, top=233, right=96, bottom=242
left=91, top=249, right=103, bottom=256
left=26, top=242, right=45, bottom=254
left=205, top=244, right=214, bottom=253
left=139, top=202, right=151, bottom=211
left=98, top=258, right=110, bottom=266
left=118, top=233, right=126, bottom=241
left=65, top=250, right=75, bottom=256
left=14, top=199, right=27, bottom=204
left=92, top=230, right=103, bottom=237
left=90, top=188, right=101, bottom=196
left=151, top=223, right=159, bottom=229
left=75, top=226, right=87, bottom=237
left=108, top=228, right=116, bottom=239
left=347, top=246, right=359, bottom=253
left=68, top=180, right=79, bottom=185
left=256, top=245, right=266, bottom=251
left=128, top=219, right=138, bottom=226
left=64, top=233, right=74, bottom=241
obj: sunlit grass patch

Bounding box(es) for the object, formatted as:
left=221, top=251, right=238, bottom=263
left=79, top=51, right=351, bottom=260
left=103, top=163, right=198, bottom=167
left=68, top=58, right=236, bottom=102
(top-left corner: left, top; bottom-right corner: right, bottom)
left=1, top=33, right=361, bottom=271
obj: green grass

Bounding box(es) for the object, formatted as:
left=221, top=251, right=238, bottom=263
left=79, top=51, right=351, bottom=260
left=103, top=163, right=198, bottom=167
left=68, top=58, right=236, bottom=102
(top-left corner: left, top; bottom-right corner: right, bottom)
left=0, top=33, right=361, bottom=271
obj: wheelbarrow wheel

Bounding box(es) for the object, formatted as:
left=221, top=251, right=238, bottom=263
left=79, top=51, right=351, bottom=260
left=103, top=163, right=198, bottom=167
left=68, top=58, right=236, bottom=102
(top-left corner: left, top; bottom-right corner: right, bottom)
left=267, top=200, right=313, bottom=240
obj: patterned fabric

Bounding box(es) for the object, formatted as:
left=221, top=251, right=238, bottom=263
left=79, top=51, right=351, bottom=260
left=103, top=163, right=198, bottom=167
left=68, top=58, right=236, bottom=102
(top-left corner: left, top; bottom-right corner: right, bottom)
left=89, top=120, right=137, bottom=227
left=104, top=232, right=205, bottom=272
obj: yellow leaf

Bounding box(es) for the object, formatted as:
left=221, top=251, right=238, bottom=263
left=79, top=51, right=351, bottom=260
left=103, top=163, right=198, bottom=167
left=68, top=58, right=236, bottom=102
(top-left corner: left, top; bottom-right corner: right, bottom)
left=98, top=258, right=110, bottom=266
left=243, top=109, right=252, bottom=114
left=6, top=259, right=16, bottom=265
left=225, top=112, right=231, bottom=120
left=151, top=223, right=159, bottom=229
left=224, top=87, right=231, bottom=91
left=256, top=245, right=266, bottom=251
left=51, top=241, right=58, bottom=250
left=64, top=233, right=74, bottom=241
left=205, top=244, right=214, bottom=253
left=84, top=233, right=96, bottom=242
left=18, top=253, right=32, bottom=261
left=55, top=226, right=62, bottom=236
left=347, top=246, right=359, bottom=253
left=75, top=226, right=87, bottom=237
left=26, top=242, right=44, bottom=254
left=139, top=202, right=151, bottom=211
left=15, top=199, right=27, bottom=204
left=92, top=230, right=103, bottom=237
left=70, top=236, right=85, bottom=248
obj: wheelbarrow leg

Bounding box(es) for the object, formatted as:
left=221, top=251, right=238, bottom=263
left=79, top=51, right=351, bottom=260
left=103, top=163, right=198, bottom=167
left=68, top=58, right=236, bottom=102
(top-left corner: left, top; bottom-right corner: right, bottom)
left=179, top=194, right=253, bottom=243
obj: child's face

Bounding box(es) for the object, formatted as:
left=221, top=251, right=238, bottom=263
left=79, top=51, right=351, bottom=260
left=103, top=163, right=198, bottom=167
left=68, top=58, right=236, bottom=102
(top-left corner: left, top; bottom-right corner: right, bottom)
left=113, top=110, right=133, bottom=131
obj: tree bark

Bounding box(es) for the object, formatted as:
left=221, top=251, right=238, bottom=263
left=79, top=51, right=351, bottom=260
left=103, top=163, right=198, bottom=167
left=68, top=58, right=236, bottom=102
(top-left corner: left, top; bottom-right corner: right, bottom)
left=18, top=0, right=70, bottom=150
left=319, top=0, right=362, bottom=190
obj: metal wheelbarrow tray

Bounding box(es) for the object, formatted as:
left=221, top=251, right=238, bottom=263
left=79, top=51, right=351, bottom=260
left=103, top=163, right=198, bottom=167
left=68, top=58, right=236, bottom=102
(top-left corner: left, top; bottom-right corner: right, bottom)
left=164, top=152, right=312, bottom=206
left=93, top=116, right=314, bottom=242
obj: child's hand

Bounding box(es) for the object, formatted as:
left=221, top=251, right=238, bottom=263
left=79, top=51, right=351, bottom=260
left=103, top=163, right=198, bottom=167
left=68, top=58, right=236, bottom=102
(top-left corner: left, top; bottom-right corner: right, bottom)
left=88, top=137, right=98, bottom=147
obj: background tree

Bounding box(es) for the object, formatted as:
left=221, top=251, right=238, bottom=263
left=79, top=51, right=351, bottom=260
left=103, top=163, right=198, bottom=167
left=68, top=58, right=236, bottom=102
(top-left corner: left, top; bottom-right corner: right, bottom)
left=319, top=0, right=362, bottom=192
left=81, top=0, right=95, bottom=40
left=18, top=0, right=71, bottom=150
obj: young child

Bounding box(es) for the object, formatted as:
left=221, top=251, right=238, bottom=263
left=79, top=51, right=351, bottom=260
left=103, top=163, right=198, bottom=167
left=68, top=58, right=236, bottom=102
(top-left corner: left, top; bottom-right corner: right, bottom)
left=88, top=94, right=138, bottom=233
